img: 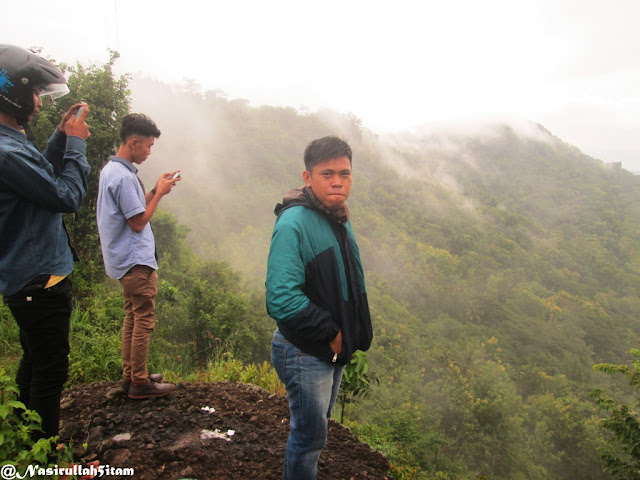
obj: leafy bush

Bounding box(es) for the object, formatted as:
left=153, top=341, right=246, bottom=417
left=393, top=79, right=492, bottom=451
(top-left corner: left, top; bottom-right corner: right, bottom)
left=0, top=369, right=74, bottom=478
left=203, top=350, right=284, bottom=395
left=338, top=350, right=378, bottom=423
left=67, top=291, right=124, bottom=386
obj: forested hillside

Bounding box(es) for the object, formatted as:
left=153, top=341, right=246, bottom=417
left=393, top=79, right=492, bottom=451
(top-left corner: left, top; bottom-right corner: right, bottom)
left=129, top=76, right=640, bottom=479
left=3, top=57, right=640, bottom=479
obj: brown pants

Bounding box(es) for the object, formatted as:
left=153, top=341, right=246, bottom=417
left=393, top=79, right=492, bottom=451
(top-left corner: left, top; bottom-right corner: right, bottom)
left=119, top=265, right=158, bottom=384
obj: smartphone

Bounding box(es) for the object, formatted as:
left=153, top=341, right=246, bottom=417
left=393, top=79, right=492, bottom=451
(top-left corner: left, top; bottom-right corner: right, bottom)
left=74, top=106, right=84, bottom=119
left=172, top=172, right=182, bottom=179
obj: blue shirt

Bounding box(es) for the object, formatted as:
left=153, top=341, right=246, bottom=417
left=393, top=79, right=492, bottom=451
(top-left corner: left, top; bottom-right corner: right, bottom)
left=96, top=156, right=157, bottom=279
left=0, top=124, right=89, bottom=296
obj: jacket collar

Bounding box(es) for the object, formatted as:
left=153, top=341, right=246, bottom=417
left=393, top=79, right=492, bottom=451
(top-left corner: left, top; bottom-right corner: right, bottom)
left=274, top=186, right=349, bottom=225
left=0, top=123, right=27, bottom=142
left=110, top=155, right=138, bottom=174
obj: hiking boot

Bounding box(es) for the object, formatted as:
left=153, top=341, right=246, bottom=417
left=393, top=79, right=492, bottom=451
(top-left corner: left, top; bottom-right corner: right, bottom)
left=127, top=380, right=175, bottom=399
left=121, top=373, right=164, bottom=394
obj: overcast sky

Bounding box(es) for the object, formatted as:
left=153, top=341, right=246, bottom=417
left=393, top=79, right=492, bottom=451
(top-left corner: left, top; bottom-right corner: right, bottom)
left=6, top=0, right=640, bottom=170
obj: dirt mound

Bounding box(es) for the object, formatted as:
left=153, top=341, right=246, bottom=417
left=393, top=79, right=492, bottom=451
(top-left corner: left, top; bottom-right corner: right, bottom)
left=59, top=381, right=390, bottom=479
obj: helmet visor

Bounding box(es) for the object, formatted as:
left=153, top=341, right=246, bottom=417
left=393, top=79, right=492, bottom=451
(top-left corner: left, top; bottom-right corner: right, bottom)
left=38, top=82, right=69, bottom=99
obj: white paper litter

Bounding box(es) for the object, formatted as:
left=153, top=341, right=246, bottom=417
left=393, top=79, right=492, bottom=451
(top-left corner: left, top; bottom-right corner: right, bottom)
left=112, top=433, right=131, bottom=442
left=200, top=429, right=233, bottom=441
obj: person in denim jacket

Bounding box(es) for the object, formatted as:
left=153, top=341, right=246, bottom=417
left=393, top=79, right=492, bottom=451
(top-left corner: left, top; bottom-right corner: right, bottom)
left=0, top=45, right=90, bottom=440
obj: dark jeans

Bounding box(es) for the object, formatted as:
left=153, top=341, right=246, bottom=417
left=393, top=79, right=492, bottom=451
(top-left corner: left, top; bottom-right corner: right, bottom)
left=4, top=277, right=72, bottom=440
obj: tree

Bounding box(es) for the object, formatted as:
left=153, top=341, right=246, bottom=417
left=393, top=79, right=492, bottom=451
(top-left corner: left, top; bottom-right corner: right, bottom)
left=591, top=349, right=640, bottom=479
left=0, top=369, right=75, bottom=472
left=31, top=50, right=130, bottom=298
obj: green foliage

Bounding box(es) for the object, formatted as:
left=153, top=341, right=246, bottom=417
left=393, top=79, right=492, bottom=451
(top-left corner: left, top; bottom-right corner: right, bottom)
left=31, top=51, right=130, bottom=300
left=155, top=260, right=272, bottom=367
left=67, top=288, right=124, bottom=384
left=346, top=421, right=430, bottom=480
left=338, top=350, right=378, bottom=423
left=0, top=369, right=74, bottom=477
left=591, top=349, right=640, bottom=478
left=56, top=206, right=274, bottom=388
left=202, top=351, right=284, bottom=395
left=158, top=350, right=284, bottom=396
left=0, top=302, right=19, bottom=366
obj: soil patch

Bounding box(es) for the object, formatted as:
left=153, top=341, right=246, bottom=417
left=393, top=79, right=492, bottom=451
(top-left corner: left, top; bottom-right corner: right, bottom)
left=59, top=381, right=390, bottom=479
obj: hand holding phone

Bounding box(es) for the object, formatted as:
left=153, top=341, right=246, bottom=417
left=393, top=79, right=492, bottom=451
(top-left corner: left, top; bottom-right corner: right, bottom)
left=172, top=172, right=182, bottom=180
left=62, top=103, right=90, bottom=140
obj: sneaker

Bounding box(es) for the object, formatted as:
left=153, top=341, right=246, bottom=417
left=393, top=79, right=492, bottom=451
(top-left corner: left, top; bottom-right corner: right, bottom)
left=122, top=373, right=164, bottom=393
left=127, top=380, right=175, bottom=399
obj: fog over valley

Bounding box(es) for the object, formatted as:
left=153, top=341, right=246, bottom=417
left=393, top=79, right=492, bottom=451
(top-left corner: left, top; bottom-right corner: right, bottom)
left=7, top=0, right=640, bottom=170
left=128, top=74, right=627, bottom=283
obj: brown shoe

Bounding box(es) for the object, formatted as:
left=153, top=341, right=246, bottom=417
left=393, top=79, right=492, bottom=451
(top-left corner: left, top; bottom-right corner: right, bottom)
left=122, top=373, right=164, bottom=393
left=127, top=379, right=175, bottom=399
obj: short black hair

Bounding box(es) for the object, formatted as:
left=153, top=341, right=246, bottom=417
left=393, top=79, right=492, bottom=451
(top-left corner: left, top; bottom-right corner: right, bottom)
left=304, top=136, right=352, bottom=171
left=119, top=113, right=161, bottom=143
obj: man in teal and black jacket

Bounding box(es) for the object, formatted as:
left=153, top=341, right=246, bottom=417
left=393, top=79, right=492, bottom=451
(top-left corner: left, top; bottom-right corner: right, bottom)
left=267, top=135, right=373, bottom=479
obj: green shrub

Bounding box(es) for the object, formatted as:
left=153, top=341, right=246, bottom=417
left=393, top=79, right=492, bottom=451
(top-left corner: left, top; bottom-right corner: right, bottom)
left=67, top=299, right=123, bottom=386
left=0, top=303, right=20, bottom=372
left=0, top=369, right=75, bottom=479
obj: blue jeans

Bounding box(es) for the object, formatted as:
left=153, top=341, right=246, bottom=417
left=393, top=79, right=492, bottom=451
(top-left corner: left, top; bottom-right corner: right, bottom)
left=271, top=328, right=345, bottom=480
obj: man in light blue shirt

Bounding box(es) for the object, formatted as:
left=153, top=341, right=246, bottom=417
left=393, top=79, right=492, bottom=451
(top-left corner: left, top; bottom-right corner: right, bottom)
left=97, top=113, right=180, bottom=399
left=97, top=156, right=158, bottom=279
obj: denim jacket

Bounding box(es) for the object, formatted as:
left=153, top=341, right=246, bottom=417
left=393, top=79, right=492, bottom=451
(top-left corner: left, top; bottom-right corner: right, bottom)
left=0, top=124, right=90, bottom=296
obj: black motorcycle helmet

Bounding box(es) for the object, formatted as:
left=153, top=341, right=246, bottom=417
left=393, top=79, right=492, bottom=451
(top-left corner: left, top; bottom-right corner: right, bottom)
left=0, top=44, right=69, bottom=122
